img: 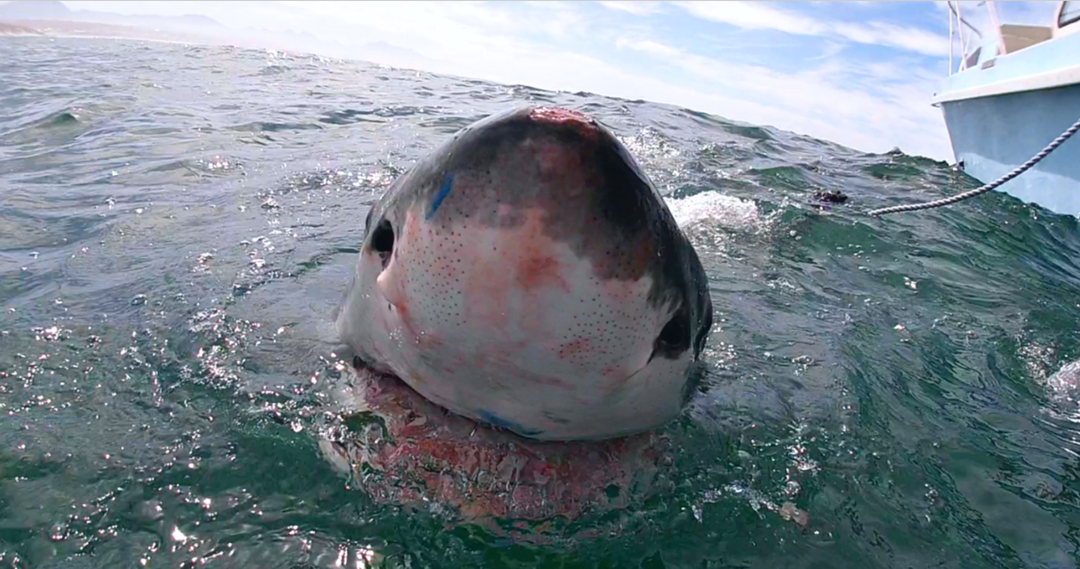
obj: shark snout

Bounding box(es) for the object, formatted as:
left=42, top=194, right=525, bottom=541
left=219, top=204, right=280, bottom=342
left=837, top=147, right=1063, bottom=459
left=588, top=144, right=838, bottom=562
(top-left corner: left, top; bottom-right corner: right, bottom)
left=338, top=106, right=713, bottom=441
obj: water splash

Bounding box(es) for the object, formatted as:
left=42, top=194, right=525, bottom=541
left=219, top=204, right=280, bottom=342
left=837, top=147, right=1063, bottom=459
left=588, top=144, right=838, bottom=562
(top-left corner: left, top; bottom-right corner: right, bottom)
left=667, top=190, right=760, bottom=231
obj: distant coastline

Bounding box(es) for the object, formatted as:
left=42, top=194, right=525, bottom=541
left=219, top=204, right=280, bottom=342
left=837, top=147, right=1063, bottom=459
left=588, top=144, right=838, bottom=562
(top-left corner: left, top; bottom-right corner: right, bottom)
left=0, top=21, right=44, bottom=36
left=0, top=19, right=215, bottom=44
left=0, top=16, right=437, bottom=74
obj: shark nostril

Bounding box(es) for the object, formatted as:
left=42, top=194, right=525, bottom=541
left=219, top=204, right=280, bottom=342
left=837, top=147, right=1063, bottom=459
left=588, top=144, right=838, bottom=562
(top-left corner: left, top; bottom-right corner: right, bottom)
left=370, top=218, right=394, bottom=268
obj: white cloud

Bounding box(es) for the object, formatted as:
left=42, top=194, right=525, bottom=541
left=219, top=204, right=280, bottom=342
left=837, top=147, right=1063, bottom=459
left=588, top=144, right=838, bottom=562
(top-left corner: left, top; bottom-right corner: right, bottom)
left=831, top=21, right=951, bottom=56
left=599, top=1, right=663, bottom=17
left=810, top=1, right=877, bottom=6
left=615, top=37, right=682, bottom=56
left=673, top=0, right=951, bottom=56
left=606, top=34, right=950, bottom=159
left=807, top=40, right=847, bottom=61
left=675, top=1, right=826, bottom=35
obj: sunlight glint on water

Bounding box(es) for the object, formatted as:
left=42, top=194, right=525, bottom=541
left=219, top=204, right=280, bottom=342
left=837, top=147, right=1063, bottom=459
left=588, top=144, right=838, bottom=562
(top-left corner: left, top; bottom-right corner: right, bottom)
left=1, top=37, right=1080, bottom=568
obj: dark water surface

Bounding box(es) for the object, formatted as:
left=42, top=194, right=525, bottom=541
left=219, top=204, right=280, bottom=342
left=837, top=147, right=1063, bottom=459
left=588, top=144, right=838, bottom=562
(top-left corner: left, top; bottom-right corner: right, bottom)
left=3, top=37, right=1080, bottom=568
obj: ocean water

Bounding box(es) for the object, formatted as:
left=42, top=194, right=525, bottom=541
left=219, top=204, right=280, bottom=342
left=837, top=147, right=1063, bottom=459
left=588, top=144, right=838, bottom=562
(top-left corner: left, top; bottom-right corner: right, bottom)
left=3, top=37, right=1080, bottom=568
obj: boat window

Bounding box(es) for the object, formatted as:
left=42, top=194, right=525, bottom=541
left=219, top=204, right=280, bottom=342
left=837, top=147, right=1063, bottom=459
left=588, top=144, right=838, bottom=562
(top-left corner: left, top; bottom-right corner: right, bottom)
left=1061, top=1, right=1080, bottom=27
left=963, top=46, right=981, bottom=70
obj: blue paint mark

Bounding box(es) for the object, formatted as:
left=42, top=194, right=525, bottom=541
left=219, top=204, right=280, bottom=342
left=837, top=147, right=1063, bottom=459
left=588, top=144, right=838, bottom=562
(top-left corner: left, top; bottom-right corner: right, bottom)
left=478, top=409, right=542, bottom=437
left=426, top=174, right=453, bottom=220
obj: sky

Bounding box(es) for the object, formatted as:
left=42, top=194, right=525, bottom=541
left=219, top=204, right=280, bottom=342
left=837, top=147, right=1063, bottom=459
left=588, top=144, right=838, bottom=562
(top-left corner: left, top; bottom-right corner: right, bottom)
left=57, top=1, right=1061, bottom=161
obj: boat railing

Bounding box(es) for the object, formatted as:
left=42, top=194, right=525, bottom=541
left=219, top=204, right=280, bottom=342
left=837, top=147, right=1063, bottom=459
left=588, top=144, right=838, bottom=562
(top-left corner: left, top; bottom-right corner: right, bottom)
left=947, top=1, right=984, bottom=75
left=948, top=1, right=1068, bottom=75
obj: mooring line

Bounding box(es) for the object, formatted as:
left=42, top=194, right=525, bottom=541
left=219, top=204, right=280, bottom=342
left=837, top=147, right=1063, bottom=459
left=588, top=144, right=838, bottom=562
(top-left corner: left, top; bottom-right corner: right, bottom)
left=869, top=116, right=1080, bottom=216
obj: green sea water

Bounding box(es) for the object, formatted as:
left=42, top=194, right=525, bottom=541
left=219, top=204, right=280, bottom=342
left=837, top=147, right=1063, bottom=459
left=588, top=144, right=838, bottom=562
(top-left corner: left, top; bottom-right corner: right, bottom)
left=2, top=37, right=1080, bottom=568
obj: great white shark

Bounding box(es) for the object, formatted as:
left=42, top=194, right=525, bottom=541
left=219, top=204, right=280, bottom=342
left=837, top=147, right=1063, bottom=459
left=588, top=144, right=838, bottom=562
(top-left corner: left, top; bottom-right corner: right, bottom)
left=326, top=106, right=714, bottom=524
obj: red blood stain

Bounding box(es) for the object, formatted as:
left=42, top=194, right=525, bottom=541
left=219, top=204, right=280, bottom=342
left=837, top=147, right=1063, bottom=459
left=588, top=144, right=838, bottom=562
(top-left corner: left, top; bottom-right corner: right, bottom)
left=529, top=106, right=600, bottom=143
left=530, top=139, right=603, bottom=194
left=516, top=254, right=562, bottom=291
left=529, top=106, right=591, bottom=125
left=514, top=209, right=569, bottom=292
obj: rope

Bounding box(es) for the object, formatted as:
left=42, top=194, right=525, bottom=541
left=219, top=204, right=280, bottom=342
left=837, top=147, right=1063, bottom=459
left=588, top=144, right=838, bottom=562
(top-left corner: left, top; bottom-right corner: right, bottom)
left=868, top=116, right=1080, bottom=216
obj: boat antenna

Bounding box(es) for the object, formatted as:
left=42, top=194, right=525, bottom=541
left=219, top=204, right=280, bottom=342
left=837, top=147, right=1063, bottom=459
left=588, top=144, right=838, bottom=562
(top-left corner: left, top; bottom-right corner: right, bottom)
left=948, top=1, right=984, bottom=38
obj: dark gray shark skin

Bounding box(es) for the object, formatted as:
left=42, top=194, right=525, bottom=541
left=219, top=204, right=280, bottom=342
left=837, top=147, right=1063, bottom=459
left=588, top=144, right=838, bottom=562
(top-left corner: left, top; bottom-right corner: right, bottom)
left=337, top=106, right=713, bottom=441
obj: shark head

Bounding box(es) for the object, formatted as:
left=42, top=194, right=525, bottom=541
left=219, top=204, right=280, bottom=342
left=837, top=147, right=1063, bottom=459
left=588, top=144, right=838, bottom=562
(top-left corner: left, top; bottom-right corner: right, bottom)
left=337, top=106, right=713, bottom=441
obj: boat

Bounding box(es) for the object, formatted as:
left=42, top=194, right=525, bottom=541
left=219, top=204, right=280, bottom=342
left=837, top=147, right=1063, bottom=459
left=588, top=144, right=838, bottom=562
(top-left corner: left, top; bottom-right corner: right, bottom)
left=933, top=1, right=1080, bottom=216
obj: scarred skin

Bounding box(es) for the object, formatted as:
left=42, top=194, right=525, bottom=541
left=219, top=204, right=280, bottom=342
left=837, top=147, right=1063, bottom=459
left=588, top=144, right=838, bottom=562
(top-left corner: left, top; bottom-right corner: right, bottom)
left=336, top=106, right=714, bottom=442
left=320, top=365, right=671, bottom=525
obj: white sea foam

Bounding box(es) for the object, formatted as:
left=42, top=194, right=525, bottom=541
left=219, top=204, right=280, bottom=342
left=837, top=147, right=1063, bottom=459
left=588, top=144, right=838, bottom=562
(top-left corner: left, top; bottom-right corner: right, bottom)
left=666, top=190, right=760, bottom=232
